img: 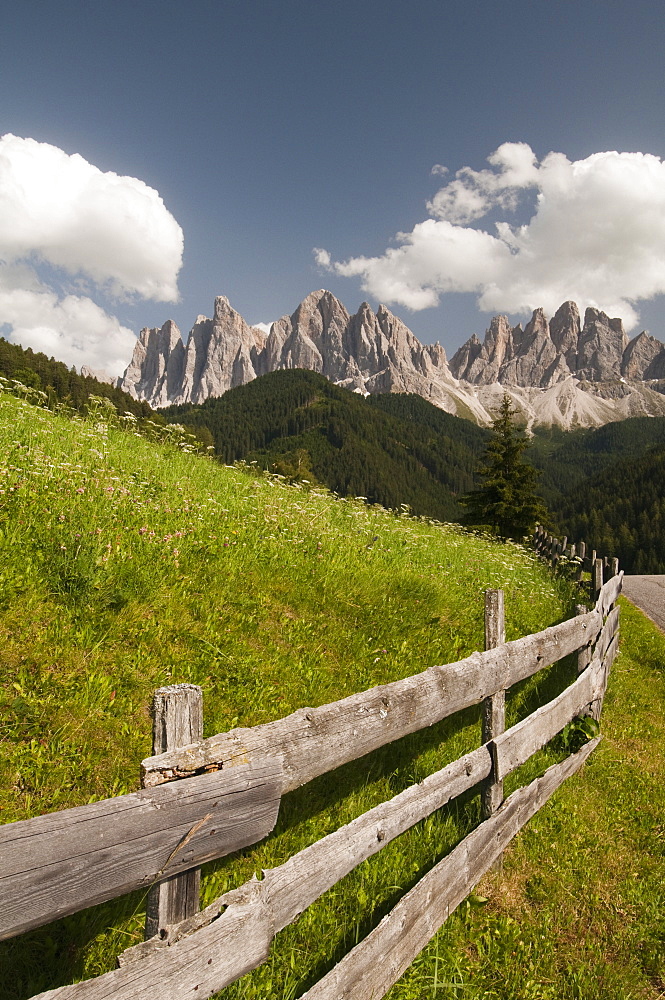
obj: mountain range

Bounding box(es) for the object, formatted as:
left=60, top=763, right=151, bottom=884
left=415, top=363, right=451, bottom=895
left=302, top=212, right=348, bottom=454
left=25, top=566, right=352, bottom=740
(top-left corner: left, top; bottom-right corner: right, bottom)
left=119, top=290, right=665, bottom=429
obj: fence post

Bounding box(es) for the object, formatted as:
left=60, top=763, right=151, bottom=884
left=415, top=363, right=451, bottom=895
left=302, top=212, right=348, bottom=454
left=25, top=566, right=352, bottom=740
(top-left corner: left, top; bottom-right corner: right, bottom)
left=593, top=558, right=604, bottom=605
left=577, top=541, right=586, bottom=583
left=144, top=683, right=204, bottom=940
left=482, top=589, right=505, bottom=823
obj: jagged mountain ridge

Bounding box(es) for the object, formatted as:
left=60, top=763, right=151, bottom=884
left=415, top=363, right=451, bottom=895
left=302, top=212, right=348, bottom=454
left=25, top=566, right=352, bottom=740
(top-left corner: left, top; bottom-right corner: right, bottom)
left=119, top=290, right=665, bottom=429
left=450, top=300, right=665, bottom=386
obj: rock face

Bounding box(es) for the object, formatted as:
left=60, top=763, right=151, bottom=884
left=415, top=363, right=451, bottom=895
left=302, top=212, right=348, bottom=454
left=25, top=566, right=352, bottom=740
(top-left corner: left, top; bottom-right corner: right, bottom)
left=449, top=302, right=659, bottom=388
left=119, top=289, right=481, bottom=415
left=119, top=290, right=665, bottom=430
left=119, top=300, right=266, bottom=408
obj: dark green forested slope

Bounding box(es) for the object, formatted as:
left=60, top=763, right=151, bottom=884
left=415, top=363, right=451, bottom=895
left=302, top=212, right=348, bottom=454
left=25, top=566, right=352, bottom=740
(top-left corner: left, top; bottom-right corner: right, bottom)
left=527, top=416, right=665, bottom=506
left=0, top=337, right=152, bottom=417
left=163, top=369, right=490, bottom=521
left=556, top=445, right=665, bottom=573
left=526, top=417, right=665, bottom=572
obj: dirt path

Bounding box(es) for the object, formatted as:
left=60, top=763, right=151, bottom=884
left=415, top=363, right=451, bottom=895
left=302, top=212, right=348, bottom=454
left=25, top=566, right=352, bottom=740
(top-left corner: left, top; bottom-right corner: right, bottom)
left=621, top=575, right=665, bottom=633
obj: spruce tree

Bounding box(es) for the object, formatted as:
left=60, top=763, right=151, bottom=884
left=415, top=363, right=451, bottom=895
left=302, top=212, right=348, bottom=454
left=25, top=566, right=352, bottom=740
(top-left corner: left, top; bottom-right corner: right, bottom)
left=462, top=394, right=548, bottom=539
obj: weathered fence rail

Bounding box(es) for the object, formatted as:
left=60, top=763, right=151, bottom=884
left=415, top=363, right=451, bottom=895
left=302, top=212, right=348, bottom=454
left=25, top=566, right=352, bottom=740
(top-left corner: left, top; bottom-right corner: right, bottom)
left=1, top=571, right=622, bottom=1000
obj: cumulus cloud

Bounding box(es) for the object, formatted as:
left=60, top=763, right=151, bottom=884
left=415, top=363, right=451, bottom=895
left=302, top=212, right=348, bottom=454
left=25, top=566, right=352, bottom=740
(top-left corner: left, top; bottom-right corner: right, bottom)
left=0, top=134, right=184, bottom=375
left=317, top=143, right=665, bottom=331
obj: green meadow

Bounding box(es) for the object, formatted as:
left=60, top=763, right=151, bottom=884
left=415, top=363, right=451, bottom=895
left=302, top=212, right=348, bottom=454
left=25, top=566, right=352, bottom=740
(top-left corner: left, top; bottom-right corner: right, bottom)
left=0, top=389, right=663, bottom=999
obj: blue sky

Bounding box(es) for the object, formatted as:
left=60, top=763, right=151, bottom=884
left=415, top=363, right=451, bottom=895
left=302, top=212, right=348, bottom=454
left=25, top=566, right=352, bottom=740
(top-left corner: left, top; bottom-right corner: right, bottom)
left=3, top=0, right=665, bottom=374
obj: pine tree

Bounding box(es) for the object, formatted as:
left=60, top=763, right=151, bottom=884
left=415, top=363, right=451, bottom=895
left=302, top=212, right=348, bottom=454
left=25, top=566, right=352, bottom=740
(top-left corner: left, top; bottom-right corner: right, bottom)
left=462, top=394, right=549, bottom=539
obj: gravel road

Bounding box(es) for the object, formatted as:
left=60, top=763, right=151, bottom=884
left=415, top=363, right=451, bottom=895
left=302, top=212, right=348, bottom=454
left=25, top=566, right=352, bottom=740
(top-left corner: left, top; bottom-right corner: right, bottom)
left=621, top=575, right=665, bottom=632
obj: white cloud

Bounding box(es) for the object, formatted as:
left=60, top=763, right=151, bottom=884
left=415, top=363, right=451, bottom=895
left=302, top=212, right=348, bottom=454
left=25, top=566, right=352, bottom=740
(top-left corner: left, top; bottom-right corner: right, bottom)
left=0, top=134, right=184, bottom=375
left=0, top=264, right=137, bottom=375
left=317, top=143, right=665, bottom=331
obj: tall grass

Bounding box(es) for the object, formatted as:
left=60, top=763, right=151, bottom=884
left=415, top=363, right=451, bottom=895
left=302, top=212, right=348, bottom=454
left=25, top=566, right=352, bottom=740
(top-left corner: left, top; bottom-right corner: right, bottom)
left=1, top=390, right=588, bottom=998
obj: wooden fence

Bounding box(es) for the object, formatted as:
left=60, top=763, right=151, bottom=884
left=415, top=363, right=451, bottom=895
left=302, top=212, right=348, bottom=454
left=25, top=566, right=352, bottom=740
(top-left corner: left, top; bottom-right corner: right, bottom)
left=533, top=524, right=620, bottom=602
left=0, top=572, right=623, bottom=1000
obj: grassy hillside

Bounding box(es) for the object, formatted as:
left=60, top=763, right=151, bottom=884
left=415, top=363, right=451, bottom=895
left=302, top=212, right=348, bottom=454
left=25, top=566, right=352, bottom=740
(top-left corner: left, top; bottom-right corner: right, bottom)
left=162, top=370, right=665, bottom=571
left=162, top=369, right=489, bottom=521
left=1, top=389, right=663, bottom=998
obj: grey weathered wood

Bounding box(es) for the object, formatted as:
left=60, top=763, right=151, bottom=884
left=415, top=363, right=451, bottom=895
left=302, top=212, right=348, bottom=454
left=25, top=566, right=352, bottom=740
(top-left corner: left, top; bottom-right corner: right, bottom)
left=596, top=570, right=624, bottom=617
left=603, top=631, right=620, bottom=673
left=120, top=744, right=494, bottom=966
left=32, top=881, right=276, bottom=1000
left=492, top=657, right=604, bottom=780
left=145, top=685, right=204, bottom=940
left=127, top=652, right=611, bottom=968
left=0, top=758, right=282, bottom=942
left=31, top=734, right=599, bottom=1000
left=611, top=556, right=620, bottom=577
left=482, top=589, right=505, bottom=820
left=142, top=611, right=602, bottom=792
left=575, top=604, right=590, bottom=674
left=596, top=606, right=620, bottom=664
left=30, top=748, right=493, bottom=999
left=591, top=626, right=620, bottom=721
left=300, top=739, right=600, bottom=1000
left=593, top=557, right=603, bottom=602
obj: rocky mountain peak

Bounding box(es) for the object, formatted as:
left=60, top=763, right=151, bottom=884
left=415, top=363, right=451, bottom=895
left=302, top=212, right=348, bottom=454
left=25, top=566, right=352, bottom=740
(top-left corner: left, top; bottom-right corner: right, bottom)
left=118, top=290, right=665, bottom=431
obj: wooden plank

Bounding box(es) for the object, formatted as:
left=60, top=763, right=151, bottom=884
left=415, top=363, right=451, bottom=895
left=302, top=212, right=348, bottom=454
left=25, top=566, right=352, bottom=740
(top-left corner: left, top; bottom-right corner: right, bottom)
left=300, top=739, right=600, bottom=1000
left=127, top=654, right=609, bottom=967
left=121, top=744, right=493, bottom=965
left=575, top=604, right=590, bottom=674
left=32, top=882, right=275, bottom=1000
left=145, top=684, right=203, bottom=940
left=591, top=631, right=620, bottom=721
left=31, top=747, right=494, bottom=999
left=595, top=606, right=620, bottom=664
left=0, top=758, right=282, bottom=941
left=141, top=611, right=602, bottom=792
left=604, top=632, right=620, bottom=675
left=596, top=571, right=623, bottom=617
left=492, top=657, right=604, bottom=781
left=28, top=684, right=602, bottom=998
left=481, top=589, right=505, bottom=820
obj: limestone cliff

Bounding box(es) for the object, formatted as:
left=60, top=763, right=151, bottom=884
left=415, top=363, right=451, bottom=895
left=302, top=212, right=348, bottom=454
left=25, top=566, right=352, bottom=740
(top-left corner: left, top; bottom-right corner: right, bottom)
left=119, top=291, right=665, bottom=429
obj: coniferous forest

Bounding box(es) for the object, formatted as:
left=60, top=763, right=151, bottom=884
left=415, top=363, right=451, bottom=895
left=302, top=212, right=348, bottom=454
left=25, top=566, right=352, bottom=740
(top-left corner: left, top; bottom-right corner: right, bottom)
left=0, top=337, right=151, bottom=417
